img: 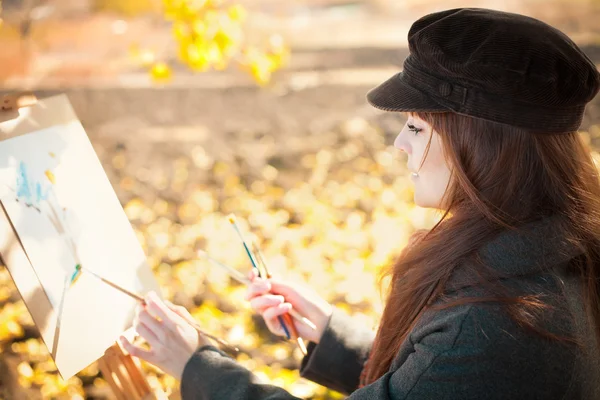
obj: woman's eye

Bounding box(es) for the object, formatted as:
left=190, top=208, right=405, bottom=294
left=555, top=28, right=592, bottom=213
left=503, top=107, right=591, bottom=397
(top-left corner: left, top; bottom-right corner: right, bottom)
left=407, top=124, right=422, bottom=135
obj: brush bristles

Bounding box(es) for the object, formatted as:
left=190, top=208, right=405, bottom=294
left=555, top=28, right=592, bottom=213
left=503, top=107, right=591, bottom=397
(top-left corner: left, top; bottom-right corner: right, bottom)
left=69, top=264, right=82, bottom=286
left=227, top=214, right=237, bottom=224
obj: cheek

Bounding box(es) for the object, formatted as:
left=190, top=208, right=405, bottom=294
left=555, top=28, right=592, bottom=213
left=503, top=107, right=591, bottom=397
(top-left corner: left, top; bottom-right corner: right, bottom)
left=419, top=139, right=452, bottom=203
left=421, top=143, right=449, bottom=176
left=425, top=156, right=451, bottom=179
left=415, top=164, right=451, bottom=208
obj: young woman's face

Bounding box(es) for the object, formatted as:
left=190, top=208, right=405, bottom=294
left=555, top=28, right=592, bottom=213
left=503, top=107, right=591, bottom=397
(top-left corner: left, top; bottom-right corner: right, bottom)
left=394, top=114, right=452, bottom=209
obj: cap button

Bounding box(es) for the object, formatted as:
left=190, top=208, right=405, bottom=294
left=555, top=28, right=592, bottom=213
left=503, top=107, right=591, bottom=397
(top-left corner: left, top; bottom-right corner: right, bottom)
left=438, top=82, right=452, bottom=97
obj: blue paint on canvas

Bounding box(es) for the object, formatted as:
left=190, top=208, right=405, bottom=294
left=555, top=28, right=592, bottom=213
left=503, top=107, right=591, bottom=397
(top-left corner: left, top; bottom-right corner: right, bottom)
left=16, top=161, right=49, bottom=209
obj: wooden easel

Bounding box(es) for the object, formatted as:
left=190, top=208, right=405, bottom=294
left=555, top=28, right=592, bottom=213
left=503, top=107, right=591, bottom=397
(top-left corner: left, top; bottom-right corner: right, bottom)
left=0, top=92, right=168, bottom=400
left=97, top=339, right=168, bottom=400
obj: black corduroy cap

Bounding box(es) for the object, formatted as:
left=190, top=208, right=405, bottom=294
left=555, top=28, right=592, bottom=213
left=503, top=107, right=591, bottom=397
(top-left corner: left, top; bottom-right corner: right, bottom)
left=367, top=8, right=600, bottom=133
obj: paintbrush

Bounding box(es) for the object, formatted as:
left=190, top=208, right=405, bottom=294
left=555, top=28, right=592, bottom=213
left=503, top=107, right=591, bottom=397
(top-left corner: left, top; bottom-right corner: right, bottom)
left=69, top=265, right=239, bottom=352
left=227, top=214, right=308, bottom=355
left=196, top=249, right=317, bottom=331
left=250, top=240, right=308, bottom=355
left=70, top=264, right=145, bottom=302
left=196, top=250, right=251, bottom=285
left=226, top=214, right=292, bottom=340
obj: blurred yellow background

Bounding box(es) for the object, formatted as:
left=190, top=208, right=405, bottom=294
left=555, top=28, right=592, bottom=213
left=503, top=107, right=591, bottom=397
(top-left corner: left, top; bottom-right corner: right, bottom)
left=0, top=0, right=599, bottom=398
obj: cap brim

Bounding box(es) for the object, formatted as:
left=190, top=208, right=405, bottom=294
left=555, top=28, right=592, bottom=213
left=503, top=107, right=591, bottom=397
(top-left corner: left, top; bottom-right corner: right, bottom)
left=366, top=72, right=447, bottom=113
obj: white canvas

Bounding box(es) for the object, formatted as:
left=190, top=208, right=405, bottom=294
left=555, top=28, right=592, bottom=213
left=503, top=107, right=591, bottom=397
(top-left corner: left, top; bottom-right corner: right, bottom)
left=0, top=95, right=161, bottom=379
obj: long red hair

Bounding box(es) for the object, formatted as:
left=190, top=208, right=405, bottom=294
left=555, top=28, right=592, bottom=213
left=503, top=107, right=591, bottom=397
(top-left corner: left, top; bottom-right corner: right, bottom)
left=361, top=112, right=600, bottom=384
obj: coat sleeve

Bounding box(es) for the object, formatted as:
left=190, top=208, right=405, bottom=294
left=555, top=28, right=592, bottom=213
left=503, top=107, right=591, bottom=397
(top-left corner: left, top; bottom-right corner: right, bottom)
left=180, top=307, right=375, bottom=399
left=180, top=345, right=303, bottom=400
left=298, top=308, right=375, bottom=394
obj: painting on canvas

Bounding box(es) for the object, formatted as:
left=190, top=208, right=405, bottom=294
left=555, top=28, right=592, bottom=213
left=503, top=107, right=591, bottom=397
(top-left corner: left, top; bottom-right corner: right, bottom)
left=0, top=95, right=161, bottom=379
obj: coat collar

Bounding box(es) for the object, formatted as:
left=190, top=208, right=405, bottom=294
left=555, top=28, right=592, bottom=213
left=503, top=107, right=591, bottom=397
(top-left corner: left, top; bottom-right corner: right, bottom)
left=445, top=216, right=583, bottom=292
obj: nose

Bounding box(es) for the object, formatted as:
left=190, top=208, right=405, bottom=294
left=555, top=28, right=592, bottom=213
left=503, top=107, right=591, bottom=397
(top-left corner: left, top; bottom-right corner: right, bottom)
left=394, top=131, right=411, bottom=154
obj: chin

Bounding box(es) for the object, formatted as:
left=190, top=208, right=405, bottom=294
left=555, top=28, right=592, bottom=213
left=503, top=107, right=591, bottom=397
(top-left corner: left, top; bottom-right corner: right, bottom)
left=413, top=195, right=426, bottom=208
left=413, top=194, right=435, bottom=209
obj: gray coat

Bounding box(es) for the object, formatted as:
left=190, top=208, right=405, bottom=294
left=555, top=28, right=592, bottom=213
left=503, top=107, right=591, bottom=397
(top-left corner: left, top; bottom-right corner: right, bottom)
left=180, top=218, right=600, bottom=399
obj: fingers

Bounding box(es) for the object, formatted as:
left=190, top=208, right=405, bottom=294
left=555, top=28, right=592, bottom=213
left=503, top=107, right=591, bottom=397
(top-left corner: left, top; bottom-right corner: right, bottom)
left=164, top=300, right=190, bottom=318
left=244, top=278, right=271, bottom=300
left=249, top=294, right=285, bottom=312
left=263, top=303, right=293, bottom=337
left=119, top=335, right=158, bottom=365
left=144, top=292, right=185, bottom=334
left=164, top=300, right=198, bottom=329
left=268, top=279, right=302, bottom=299
left=264, top=317, right=285, bottom=336
left=137, top=308, right=167, bottom=344
left=263, top=302, right=292, bottom=321
left=244, top=275, right=304, bottom=305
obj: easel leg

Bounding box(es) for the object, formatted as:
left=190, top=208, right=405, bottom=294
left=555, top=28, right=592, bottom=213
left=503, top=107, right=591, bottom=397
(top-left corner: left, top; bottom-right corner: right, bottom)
left=98, top=342, right=168, bottom=400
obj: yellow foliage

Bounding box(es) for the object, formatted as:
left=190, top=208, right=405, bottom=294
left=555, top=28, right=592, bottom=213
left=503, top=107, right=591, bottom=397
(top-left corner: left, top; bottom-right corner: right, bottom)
left=228, top=4, right=246, bottom=22
left=151, top=62, right=173, bottom=82
left=130, top=44, right=156, bottom=67
left=239, top=36, right=290, bottom=86
left=132, top=0, right=288, bottom=84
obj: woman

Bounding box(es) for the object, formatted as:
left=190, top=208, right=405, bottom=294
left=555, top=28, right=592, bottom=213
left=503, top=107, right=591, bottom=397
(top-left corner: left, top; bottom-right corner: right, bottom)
left=120, top=8, right=600, bottom=399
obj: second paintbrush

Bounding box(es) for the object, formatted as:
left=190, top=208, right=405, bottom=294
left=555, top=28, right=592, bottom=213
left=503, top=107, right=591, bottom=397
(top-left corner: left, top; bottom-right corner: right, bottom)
left=227, top=214, right=309, bottom=356
left=197, top=250, right=317, bottom=331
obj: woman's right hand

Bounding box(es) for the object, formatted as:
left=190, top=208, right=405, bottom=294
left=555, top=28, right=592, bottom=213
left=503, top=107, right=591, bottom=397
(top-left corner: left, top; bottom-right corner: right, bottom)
left=245, top=270, right=333, bottom=344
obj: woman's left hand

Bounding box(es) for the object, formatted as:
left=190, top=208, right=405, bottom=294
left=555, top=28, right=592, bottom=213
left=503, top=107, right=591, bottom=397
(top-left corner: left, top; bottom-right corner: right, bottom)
left=119, top=291, right=210, bottom=380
